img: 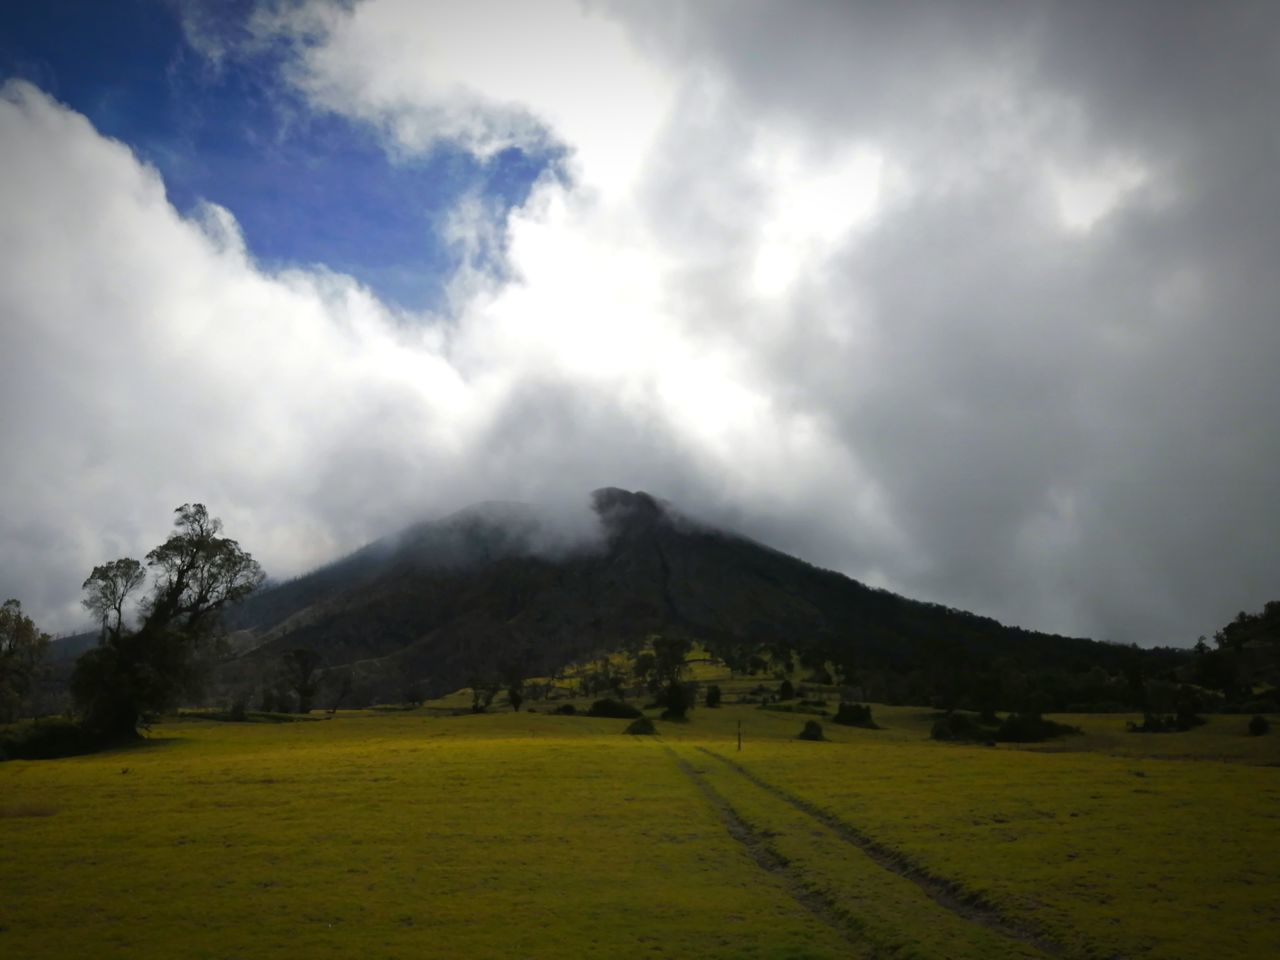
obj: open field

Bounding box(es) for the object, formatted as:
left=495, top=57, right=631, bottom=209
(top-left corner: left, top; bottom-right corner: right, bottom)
left=3, top=703, right=1279, bottom=959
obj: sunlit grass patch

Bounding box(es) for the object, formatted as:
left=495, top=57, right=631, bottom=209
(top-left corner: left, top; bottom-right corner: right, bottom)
left=3, top=703, right=1278, bottom=959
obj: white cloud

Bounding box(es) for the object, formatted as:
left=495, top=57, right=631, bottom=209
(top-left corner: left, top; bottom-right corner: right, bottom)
left=0, top=76, right=889, bottom=633
left=5, top=0, right=1280, bottom=650
left=256, top=0, right=675, bottom=200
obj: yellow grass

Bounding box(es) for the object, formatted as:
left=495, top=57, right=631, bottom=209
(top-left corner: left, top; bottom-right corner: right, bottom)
left=2, top=702, right=1278, bottom=959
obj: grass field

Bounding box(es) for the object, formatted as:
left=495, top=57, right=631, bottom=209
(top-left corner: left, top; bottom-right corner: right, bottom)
left=3, top=702, right=1279, bottom=959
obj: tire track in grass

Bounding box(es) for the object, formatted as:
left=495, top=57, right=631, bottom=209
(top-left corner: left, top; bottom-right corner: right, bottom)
left=696, top=746, right=1069, bottom=959
left=664, top=746, right=880, bottom=959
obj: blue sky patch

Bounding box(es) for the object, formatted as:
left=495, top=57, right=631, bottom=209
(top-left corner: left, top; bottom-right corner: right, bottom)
left=0, top=0, right=557, bottom=309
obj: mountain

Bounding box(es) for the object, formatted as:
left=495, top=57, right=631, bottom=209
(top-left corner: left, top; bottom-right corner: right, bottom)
left=219, top=488, right=1177, bottom=705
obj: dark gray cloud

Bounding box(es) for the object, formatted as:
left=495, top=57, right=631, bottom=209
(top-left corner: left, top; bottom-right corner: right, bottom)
left=605, top=0, right=1280, bottom=643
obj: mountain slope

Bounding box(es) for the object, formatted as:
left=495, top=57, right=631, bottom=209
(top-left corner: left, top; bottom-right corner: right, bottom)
left=220, top=488, right=1165, bottom=703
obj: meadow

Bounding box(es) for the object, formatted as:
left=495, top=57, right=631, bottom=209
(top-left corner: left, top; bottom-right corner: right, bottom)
left=2, top=700, right=1278, bottom=960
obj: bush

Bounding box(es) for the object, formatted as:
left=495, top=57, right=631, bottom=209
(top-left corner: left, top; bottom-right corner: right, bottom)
left=832, top=702, right=878, bottom=729
left=1249, top=715, right=1270, bottom=736
left=624, top=717, right=657, bottom=735
left=1230, top=698, right=1280, bottom=715
left=778, top=679, right=796, bottom=701
left=226, top=691, right=250, bottom=722
left=705, top=684, right=722, bottom=708
left=993, top=712, right=1080, bottom=743
left=930, top=712, right=987, bottom=741
left=587, top=698, right=642, bottom=719
left=0, top=717, right=100, bottom=760
left=657, top=681, right=697, bottom=721
left=797, top=719, right=825, bottom=741
left=1127, top=711, right=1206, bottom=733
left=552, top=703, right=577, bottom=715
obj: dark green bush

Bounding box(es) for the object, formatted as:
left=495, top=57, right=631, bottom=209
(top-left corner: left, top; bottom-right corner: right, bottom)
left=930, top=712, right=987, bottom=741
left=624, top=717, right=657, bottom=735
left=587, top=698, right=642, bottom=719
left=778, top=679, right=796, bottom=701
left=657, top=681, right=697, bottom=721
left=705, top=684, right=722, bottom=708
left=0, top=718, right=99, bottom=760
left=552, top=703, right=577, bottom=715
left=758, top=702, right=828, bottom=716
left=993, top=712, right=1080, bottom=743
left=1249, top=715, right=1270, bottom=736
left=832, top=702, right=878, bottom=728
left=797, top=719, right=825, bottom=741
left=1128, top=711, right=1205, bottom=733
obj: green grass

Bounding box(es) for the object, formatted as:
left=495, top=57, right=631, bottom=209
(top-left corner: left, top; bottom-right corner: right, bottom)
left=2, top=702, right=1278, bottom=959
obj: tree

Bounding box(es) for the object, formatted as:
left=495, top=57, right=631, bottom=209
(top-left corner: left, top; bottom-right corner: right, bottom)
left=653, top=636, right=691, bottom=685
left=506, top=666, right=526, bottom=712
left=705, top=684, right=722, bottom=708
left=402, top=680, right=426, bottom=707
left=0, top=599, right=50, bottom=722
left=657, top=680, right=697, bottom=720
left=82, top=558, right=146, bottom=642
left=142, top=504, right=262, bottom=633
left=470, top=680, right=500, bottom=713
left=71, top=504, right=263, bottom=739
left=281, top=648, right=323, bottom=714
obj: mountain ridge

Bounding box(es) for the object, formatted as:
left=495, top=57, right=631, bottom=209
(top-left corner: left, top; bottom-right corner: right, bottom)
left=217, top=488, right=1165, bottom=705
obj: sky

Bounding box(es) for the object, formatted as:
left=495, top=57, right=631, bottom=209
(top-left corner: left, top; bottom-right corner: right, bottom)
left=2, top=0, right=1278, bottom=647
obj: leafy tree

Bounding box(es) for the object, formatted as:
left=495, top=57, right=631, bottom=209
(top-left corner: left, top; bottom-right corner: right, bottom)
left=1215, top=606, right=1277, bottom=654
left=0, top=599, right=50, bottom=722
left=468, top=675, right=501, bottom=713
left=633, top=651, right=658, bottom=692
left=81, top=558, right=146, bottom=642
left=71, top=504, right=263, bottom=739
left=507, top=678, right=525, bottom=712
left=652, top=636, right=691, bottom=686
left=282, top=648, right=323, bottom=714
left=657, top=680, right=696, bottom=720
left=402, top=680, right=426, bottom=707
left=705, top=683, right=722, bottom=708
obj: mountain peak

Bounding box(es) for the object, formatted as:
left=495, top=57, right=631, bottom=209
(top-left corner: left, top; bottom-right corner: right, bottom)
left=591, top=487, right=669, bottom=534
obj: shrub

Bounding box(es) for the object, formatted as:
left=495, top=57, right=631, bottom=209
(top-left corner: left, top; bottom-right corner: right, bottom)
left=1249, top=715, right=1270, bottom=736
left=658, top=681, right=697, bottom=721
left=587, top=698, right=642, bottom=719
left=832, top=702, right=878, bottom=728
left=705, top=684, right=722, bottom=708
left=758, top=702, right=827, bottom=716
left=797, top=719, right=825, bottom=741
left=930, top=712, right=986, bottom=741
left=1128, top=711, right=1206, bottom=733
left=778, top=679, right=796, bottom=701
left=993, top=712, right=1080, bottom=743
left=624, top=717, right=657, bottom=735
left=1237, top=699, right=1279, bottom=715
left=553, top=703, right=577, bottom=715
left=226, top=691, right=250, bottom=722
left=0, top=717, right=99, bottom=760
